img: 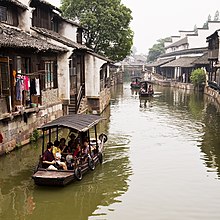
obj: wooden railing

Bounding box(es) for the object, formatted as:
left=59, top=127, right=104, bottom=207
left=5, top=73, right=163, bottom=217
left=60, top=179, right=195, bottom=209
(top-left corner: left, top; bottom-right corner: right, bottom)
left=76, top=84, right=85, bottom=112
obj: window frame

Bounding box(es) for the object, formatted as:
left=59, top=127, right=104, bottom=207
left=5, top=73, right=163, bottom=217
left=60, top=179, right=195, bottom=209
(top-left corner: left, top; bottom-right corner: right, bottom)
left=0, top=57, right=10, bottom=97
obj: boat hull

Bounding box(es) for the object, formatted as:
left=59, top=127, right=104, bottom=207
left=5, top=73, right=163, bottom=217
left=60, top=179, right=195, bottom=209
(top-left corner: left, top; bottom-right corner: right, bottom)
left=32, top=155, right=100, bottom=186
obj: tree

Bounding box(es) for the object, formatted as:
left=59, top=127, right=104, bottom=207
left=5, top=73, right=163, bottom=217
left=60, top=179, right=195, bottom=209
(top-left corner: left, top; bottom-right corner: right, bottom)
left=147, top=38, right=170, bottom=62
left=190, top=68, right=206, bottom=89
left=60, top=0, right=133, bottom=62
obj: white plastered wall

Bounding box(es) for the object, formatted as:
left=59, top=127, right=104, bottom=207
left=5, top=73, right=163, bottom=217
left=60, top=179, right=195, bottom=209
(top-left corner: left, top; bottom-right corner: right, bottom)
left=16, top=0, right=31, bottom=32
left=57, top=51, right=72, bottom=101
left=59, top=22, right=77, bottom=42
left=84, top=54, right=106, bottom=97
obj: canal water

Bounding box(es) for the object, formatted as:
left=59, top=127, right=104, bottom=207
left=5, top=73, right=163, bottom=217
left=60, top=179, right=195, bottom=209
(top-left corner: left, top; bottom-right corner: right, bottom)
left=1, top=82, right=220, bottom=220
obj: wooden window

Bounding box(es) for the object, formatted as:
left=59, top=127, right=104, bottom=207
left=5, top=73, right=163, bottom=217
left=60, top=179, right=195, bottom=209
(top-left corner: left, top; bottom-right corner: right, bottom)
left=32, top=7, right=51, bottom=29
left=0, top=6, right=7, bottom=22
left=45, top=61, right=54, bottom=89
left=52, top=19, right=59, bottom=32
left=0, top=57, right=10, bottom=96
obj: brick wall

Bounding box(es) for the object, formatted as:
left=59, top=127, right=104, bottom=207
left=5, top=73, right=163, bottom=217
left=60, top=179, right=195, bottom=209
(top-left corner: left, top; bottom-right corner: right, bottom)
left=0, top=103, right=63, bottom=155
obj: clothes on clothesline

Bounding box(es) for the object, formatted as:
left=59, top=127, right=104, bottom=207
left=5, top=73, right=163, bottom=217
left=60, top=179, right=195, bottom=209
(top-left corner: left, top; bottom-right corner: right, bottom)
left=15, top=75, right=40, bottom=101
left=15, top=77, right=23, bottom=101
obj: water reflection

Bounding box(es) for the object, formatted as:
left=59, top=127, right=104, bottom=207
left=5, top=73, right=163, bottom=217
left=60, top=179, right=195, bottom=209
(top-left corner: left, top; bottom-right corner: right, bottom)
left=1, top=82, right=220, bottom=219
left=0, top=143, right=40, bottom=220
left=199, top=100, right=220, bottom=177
left=0, top=98, right=132, bottom=220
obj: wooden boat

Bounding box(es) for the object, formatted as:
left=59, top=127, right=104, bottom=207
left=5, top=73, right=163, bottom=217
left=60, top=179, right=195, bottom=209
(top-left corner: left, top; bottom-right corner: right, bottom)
left=32, top=114, right=107, bottom=186
left=139, top=80, right=154, bottom=97
left=130, top=76, right=142, bottom=89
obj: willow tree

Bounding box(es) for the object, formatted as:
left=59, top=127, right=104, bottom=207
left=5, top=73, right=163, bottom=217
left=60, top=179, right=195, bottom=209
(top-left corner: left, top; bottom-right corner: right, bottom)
left=61, top=0, right=133, bottom=62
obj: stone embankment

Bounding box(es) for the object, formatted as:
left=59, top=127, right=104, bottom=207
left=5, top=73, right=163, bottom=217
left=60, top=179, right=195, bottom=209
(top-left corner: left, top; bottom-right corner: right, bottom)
left=151, top=72, right=220, bottom=107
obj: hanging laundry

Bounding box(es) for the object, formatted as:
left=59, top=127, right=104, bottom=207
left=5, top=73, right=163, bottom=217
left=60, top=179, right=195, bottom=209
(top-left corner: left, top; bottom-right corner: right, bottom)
left=16, top=78, right=23, bottom=101
left=30, top=78, right=37, bottom=95
left=35, top=78, right=40, bottom=95
left=24, top=76, right=30, bottom=91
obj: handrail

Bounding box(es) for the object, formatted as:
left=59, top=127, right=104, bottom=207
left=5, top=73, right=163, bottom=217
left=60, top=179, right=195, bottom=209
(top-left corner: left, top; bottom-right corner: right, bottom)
left=76, top=84, right=85, bottom=112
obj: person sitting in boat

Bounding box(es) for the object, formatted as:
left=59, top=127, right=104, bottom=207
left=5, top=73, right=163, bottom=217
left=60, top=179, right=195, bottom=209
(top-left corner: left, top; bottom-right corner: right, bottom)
left=147, top=85, right=154, bottom=94
left=73, top=143, right=81, bottom=159
left=42, top=142, right=57, bottom=170
left=65, top=149, right=74, bottom=170
left=68, top=133, right=77, bottom=152
left=59, top=138, right=68, bottom=155
left=53, top=140, right=67, bottom=170
left=52, top=140, right=62, bottom=157
left=81, top=139, right=90, bottom=162
left=139, top=84, right=146, bottom=94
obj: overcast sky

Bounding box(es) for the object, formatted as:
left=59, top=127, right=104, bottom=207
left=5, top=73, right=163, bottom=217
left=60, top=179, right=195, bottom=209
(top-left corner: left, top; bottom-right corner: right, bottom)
left=48, top=0, right=220, bottom=54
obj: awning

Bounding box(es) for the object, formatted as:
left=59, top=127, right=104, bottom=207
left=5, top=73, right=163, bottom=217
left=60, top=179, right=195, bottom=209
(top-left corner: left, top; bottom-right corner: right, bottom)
left=40, top=114, right=105, bottom=132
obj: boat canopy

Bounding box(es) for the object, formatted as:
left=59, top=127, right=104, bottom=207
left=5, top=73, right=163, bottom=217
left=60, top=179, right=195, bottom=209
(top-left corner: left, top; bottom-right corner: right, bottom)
left=40, top=114, right=105, bottom=132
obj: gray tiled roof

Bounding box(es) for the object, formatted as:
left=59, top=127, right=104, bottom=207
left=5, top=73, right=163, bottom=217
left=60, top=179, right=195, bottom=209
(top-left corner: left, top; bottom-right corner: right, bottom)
left=32, top=27, right=89, bottom=50
left=145, top=58, right=175, bottom=67
left=0, top=0, right=28, bottom=9
left=0, top=23, right=67, bottom=52
left=161, top=56, right=199, bottom=68
left=160, top=47, right=207, bottom=58
left=165, top=37, right=188, bottom=49
left=30, top=0, right=61, bottom=12
left=191, top=52, right=209, bottom=65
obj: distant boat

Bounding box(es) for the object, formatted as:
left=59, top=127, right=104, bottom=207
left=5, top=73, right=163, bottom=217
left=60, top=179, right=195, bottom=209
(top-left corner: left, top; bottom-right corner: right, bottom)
left=139, top=80, right=154, bottom=97
left=130, top=76, right=142, bottom=89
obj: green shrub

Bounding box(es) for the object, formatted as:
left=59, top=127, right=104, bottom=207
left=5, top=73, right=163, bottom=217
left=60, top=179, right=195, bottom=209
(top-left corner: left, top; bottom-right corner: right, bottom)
left=30, top=129, right=40, bottom=143
left=190, top=68, right=206, bottom=86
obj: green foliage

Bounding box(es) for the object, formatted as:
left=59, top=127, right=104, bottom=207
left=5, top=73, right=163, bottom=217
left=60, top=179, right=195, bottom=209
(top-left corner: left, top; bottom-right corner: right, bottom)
left=61, top=0, right=133, bottom=62
left=30, top=129, right=40, bottom=143
left=147, top=38, right=170, bottom=62
left=190, top=68, right=206, bottom=86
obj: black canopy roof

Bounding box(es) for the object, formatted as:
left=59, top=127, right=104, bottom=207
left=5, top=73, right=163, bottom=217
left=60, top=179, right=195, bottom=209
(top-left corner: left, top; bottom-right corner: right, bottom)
left=40, top=114, right=104, bottom=132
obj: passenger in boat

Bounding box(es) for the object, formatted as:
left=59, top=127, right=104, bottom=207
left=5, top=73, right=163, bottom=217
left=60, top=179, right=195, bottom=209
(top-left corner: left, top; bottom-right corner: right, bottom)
left=68, top=133, right=77, bottom=152
left=59, top=138, right=68, bottom=154
left=139, top=85, right=146, bottom=94
left=81, top=139, right=90, bottom=161
left=54, top=152, right=67, bottom=170
left=65, top=149, right=74, bottom=170
left=42, top=142, right=57, bottom=169
left=53, top=140, right=67, bottom=170
left=52, top=140, right=62, bottom=157
left=73, top=143, right=81, bottom=158
left=147, top=85, right=154, bottom=94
